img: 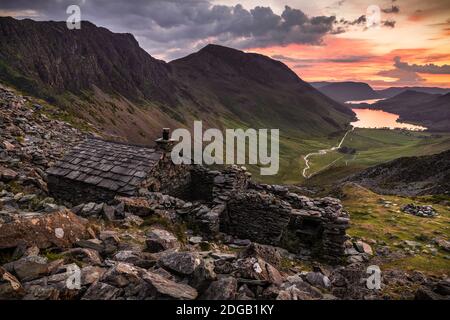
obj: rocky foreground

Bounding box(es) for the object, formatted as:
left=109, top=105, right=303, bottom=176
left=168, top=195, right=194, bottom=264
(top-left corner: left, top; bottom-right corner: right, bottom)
left=1, top=86, right=449, bottom=300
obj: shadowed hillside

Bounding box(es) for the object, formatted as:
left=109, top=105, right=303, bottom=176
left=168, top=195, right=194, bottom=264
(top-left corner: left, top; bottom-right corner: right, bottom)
left=0, top=17, right=354, bottom=144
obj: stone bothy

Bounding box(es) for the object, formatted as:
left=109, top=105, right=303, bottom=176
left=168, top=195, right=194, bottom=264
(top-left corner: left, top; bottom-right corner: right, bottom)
left=46, top=131, right=190, bottom=204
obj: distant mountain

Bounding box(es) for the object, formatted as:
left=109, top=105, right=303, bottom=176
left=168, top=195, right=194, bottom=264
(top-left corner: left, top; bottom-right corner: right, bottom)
left=170, top=45, right=354, bottom=135
left=377, top=86, right=450, bottom=98
left=0, top=17, right=355, bottom=143
left=313, top=81, right=381, bottom=103
left=346, top=149, right=450, bottom=196
left=309, top=82, right=333, bottom=89
left=358, top=90, right=450, bottom=131
left=0, top=17, right=179, bottom=105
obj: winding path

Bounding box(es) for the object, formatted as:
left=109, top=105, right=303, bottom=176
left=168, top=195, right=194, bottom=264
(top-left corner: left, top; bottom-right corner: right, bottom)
left=302, top=127, right=354, bottom=179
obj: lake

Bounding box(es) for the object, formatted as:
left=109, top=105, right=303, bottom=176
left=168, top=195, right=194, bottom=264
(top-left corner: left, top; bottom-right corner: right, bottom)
left=351, top=108, right=427, bottom=131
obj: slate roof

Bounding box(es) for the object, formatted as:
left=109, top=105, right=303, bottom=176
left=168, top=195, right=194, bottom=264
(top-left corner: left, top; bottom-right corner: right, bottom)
left=46, top=138, right=163, bottom=194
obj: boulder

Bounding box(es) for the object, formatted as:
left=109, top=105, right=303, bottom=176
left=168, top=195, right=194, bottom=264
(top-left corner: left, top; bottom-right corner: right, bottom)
left=82, top=282, right=122, bottom=300
left=305, top=271, right=331, bottom=289
left=201, top=276, right=237, bottom=300
left=99, top=262, right=197, bottom=300
left=232, top=257, right=283, bottom=285
left=0, top=166, right=18, bottom=182
left=434, top=239, right=450, bottom=252
left=159, top=251, right=202, bottom=275
left=0, top=267, right=25, bottom=299
left=113, top=250, right=156, bottom=269
left=189, top=259, right=217, bottom=291
left=141, top=270, right=198, bottom=300
left=145, top=229, right=180, bottom=253
left=75, top=239, right=104, bottom=253
left=80, top=202, right=104, bottom=217
left=3, top=255, right=63, bottom=282
left=99, top=231, right=121, bottom=255
left=276, top=285, right=315, bottom=300
left=114, top=197, right=153, bottom=216
left=0, top=210, right=89, bottom=249
left=62, top=248, right=102, bottom=265
left=1, top=141, right=15, bottom=151
left=238, top=243, right=282, bottom=268
left=285, top=274, right=323, bottom=299
left=354, top=241, right=373, bottom=256
left=415, top=287, right=446, bottom=300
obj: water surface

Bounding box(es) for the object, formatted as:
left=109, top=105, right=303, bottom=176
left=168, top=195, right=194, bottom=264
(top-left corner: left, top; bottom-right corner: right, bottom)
left=351, top=108, right=427, bottom=131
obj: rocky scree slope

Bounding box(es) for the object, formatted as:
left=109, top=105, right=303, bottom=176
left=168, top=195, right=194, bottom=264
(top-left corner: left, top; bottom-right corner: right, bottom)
left=345, top=150, right=450, bottom=196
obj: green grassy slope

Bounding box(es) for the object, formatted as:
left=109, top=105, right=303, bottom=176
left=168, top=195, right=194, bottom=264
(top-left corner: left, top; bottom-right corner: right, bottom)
left=341, top=183, right=450, bottom=275
left=250, top=128, right=450, bottom=185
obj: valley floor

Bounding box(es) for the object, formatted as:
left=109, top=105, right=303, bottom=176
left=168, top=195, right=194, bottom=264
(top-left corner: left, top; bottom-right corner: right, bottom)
left=251, top=128, right=450, bottom=186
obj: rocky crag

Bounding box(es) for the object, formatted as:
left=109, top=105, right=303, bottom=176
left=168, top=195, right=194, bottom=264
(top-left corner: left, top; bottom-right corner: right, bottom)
left=345, top=150, right=450, bottom=196
left=1, top=87, right=449, bottom=300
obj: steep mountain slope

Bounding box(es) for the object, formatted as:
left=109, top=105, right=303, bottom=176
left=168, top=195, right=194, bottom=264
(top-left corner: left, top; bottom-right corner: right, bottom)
left=359, top=91, right=450, bottom=131
left=170, top=44, right=354, bottom=135
left=345, top=149, right=450, bottom=196
left=0, top=17, right=179, bottom=105
left=0, top=17, right=354, bottom=144
left=0, top=17, right=189, bottom=143
left=377, top=86, right=450, bottom=98
left=400, top=93, right=450, bottom=132
left=314, top=81, right=381, bottom=103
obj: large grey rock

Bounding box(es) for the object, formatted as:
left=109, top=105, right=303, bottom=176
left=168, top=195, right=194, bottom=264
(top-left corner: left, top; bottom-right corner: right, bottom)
left=354, top=241, right=373, bottom=256
left=238, top=243, right=282, bottom=268
left=99, top=262, right=197, bottom=300
left=141, top=270, right=198, bottom=300
left=62, top=248, right=102, bottom=266
left=146, top=229, right=180, bottom=253
left=201, top=276, right=237, bottom=300
left=0, top=210, right=89, bottom=249
left=159, top=252, right=202, bottom=275
left=0, top=267, right=25, bottom=299
left=113, top=250, right=156, bottom=269
left=3, top=255, right=62, bottom=282
left=305, top=271, right=331, bottom=289
left=0, top=166, right=18, bottom=181
left=232, top=257, right=283, bottom=285
left=82, top=282, right=122, bottom=300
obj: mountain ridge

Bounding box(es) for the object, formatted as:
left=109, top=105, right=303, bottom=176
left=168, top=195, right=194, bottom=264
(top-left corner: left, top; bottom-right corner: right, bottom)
left=313, top=81, right=381, bottom=103
left=0, top=17, right=354, bottom=144
left=354, top=90, right=450, bottom=131
left=345, top=149, right=450, bottom=196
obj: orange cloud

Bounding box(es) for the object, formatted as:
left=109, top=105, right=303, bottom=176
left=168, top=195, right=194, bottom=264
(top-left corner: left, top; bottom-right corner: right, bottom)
left=247, top=37, right=450, bottom=89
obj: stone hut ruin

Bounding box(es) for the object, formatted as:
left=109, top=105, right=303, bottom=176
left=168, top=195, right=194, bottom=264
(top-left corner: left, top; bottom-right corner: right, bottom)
left=46, top=130, right=190, bottom=204
left=46, top=129, right=350, bottom=263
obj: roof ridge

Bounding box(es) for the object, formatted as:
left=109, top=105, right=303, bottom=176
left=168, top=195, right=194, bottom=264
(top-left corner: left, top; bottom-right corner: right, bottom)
left=84, top=137, right=158, bottom=150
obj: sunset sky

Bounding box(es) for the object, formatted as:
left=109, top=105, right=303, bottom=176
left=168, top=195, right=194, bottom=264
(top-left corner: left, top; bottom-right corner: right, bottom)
left=1, top=0, right=449, bottom=88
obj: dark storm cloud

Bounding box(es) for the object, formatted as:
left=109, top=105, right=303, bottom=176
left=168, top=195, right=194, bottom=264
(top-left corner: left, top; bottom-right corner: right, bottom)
left=383, top=20, right=396, bottom=28
left=381, top=5, right=400, bottom=14
left=0, top=0, right=344, bottom=60
left=338, top=15, right=396, bottom=31
left=394, top=56, right=450, bottom=74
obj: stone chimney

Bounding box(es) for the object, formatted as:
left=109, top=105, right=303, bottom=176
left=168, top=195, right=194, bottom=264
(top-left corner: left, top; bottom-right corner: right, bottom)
left=155, top=128, right=175, bottom=152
